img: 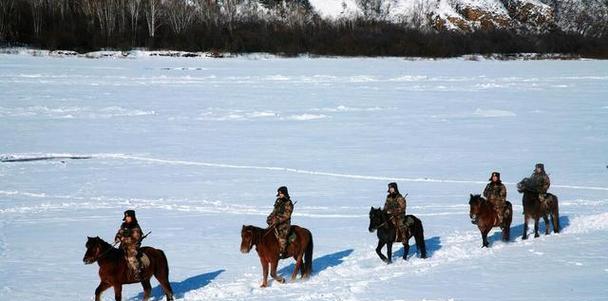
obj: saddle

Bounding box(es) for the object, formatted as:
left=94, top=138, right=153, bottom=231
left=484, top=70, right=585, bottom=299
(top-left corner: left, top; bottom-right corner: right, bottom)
left=395, top=216, right=414, bottom=242
left=273, top=226, right=298, bottom=244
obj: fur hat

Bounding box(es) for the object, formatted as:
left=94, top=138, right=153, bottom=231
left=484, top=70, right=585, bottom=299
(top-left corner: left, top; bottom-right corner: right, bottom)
left=489, top=172, right=501, bottom=181
left=123, top=210, right=136, bottom=221
left=277, top=186, right=289, bottom=198
left=535, top=163, right=545, bottom=171
left=387, top=182, right=400, bottom=194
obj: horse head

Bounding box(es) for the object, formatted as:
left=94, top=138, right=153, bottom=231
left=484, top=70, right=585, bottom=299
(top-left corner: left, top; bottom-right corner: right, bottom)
left=83, top=236, right=104, bottom=264
left=468, top=194, right=484, bottom=224
left=368, top=207, right=385, bottom=233
left=240, top=225, right=256, bottom=254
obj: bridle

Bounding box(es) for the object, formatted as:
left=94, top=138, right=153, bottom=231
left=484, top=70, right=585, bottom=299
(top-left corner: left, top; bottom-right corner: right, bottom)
left=89, top=240, right=118, bottom=262
left=371, top=211, right=393, bottom=230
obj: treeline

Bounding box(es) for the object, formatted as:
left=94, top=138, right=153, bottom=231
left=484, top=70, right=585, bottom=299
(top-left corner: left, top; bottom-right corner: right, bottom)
left=0, top=0, right=607, bottom=57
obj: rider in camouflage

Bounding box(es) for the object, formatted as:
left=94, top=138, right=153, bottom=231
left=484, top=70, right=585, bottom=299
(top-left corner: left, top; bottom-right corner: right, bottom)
left=383, top=182, right=407, bottom=241
left=483, top=172, right=507, bottom=225
left=115, top=210, right=143, bottom=281
left=267, top=186, right=293, bottom=258
left=530, top=163, right=551, bottom=203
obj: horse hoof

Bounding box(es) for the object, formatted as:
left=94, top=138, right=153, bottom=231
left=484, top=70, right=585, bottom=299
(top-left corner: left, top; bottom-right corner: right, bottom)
left=278, top=278, right=286, bottom=284
left=260, top=283, right=267, bottom=288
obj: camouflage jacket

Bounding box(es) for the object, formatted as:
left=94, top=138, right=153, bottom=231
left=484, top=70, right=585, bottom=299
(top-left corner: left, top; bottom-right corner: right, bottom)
left=115, top=222, right=143, bottom=248
left=267, top=197, right=293, bottom=226
left=483, top=182, right=507, bottom=203
left=384, top=193, right=406, bottom=217
left=529, top=172, right=550, bottom=193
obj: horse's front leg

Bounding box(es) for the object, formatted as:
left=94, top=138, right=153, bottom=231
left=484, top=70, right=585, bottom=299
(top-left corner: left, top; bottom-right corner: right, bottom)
left=94, top=282, right=111, bottom=301
left=522, top=216, right=529, bottom=240
left=113, top=284, right=122, bottom=301
left=270, top=257, right=286, bottom=284
left=260, top=257, right=269, bottom=287
left=481, top=227, right=490, bottom=248
left=375, top=240, right=388, bottom=263
left=534, top=218, right=540, bottom=238
left=386, top=242, right=393, bottom=264
left=142, top=279, right=152, bottom=301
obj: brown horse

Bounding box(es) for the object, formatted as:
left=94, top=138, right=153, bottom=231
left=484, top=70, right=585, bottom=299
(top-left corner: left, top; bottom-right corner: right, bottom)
left=240, top=225, right=313, bottom=287
left=519, top=189, right=560, bottom=239
left=468, top=194, right=513, bottom=247
left=83, top=236, right=174, bottom=301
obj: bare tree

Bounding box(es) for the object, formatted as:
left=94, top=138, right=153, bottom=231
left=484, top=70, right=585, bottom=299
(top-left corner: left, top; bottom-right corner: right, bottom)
left=219, top=0, right=242, bottom=33
left=91, top=0, right=118, bottom=41
left=0, top=0, right=15, bottom=41
left=194, top=0, right=220, bottom=28
left=166, top=0, right=196, bottom=34
left=144, top=0, right=162, bottom=38
left=126, top=0, right=142, bottom=42
left=356, top=0, right=395, bottom=21
left=29, top=0, right=46, bottom=37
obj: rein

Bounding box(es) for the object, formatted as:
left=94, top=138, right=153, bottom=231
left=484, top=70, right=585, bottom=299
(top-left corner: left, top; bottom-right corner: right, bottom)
left=94, top=241, right=119, bottom=261
left=372, top=212, right=394, bottom=230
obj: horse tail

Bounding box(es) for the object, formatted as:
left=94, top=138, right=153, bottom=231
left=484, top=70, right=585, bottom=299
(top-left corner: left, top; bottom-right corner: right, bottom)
left=154, top=249, right=174, bottom=296
left=303, top=230, right=313, bottom=278
left=552, top=195, right=560, bottom=233
left=413, top=217, right=427, bottom=259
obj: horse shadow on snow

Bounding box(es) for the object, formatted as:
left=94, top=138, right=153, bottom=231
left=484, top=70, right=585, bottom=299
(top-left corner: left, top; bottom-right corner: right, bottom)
left=487, top=215, right=570, bottom=246
left=393, top=235, right=442, bottom=260
left=131, top=269, right=224, bottom=300
left=278, top=249, right=354, bottom=278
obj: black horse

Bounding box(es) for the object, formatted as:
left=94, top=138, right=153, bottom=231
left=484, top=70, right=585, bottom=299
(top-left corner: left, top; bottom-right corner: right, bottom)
left=517, top=180, right=560, bottom=239
left=368, top=207, right=427, bottom=263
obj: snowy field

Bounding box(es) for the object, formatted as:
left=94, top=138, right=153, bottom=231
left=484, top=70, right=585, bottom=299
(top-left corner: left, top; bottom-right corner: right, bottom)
left=1, top=54, right=607, bottom=301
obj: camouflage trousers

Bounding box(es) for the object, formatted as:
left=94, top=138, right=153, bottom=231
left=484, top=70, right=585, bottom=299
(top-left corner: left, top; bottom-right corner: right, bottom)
left=124, top=245, right=142, bottom=279
left=491, top=201, right=506, bottom=225
left=274, top=222, right=291, bottom=253
left=391, top=216, right=408, bottom=242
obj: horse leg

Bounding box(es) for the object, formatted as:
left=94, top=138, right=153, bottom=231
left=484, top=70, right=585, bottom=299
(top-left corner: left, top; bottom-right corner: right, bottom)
left=386, top=242, right=393, bottom=264
left=260, top=257, right=269, bottom=287
left=553, top=211, right=560, bottom=233
left=375, top=240, right=388, bottom=263
left=402, top=241, right=410, bottom=261
left=522, top=216, right=529, bottom=240
left=113, top=284, right=122, bottom=301
left=142, top=280, right=152, bottom=301
left=156, top=277, right=174, bottom=301
left=94, top=282, right=111, bottom=301
left=542, top=214, right=550, bottom=235
left=534, top=218, right=540, bottom=238
left=502, top=223, right=510, bottom=242
left=270, top=258, right=286, bottom=284
left=291, top=254, right=303, bottom=281
left=481, top=228, right=490, bottom=248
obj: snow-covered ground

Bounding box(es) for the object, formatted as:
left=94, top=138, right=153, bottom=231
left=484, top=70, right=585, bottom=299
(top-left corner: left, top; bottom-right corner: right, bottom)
left=0, top=54, right=607, bottom=301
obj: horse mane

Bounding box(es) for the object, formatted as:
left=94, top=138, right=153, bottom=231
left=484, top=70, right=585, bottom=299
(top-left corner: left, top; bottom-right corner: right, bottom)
left=243, top=225, right=265, bottom=244
left=92, top=236, right=122, bottom=258
left=470, top=194, right=494, bottom=208
left=469, top=194, right=485, bottom=202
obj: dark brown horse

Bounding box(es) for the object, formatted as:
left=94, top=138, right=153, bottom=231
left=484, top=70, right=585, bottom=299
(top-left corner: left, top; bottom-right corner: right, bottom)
left=83, top=236, right=174, bottom=301
left=518, top=188, right=560, bottom=239
left=469, top=194, right=512, bottom=247
left=240, top=225, right=313, bottom=287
